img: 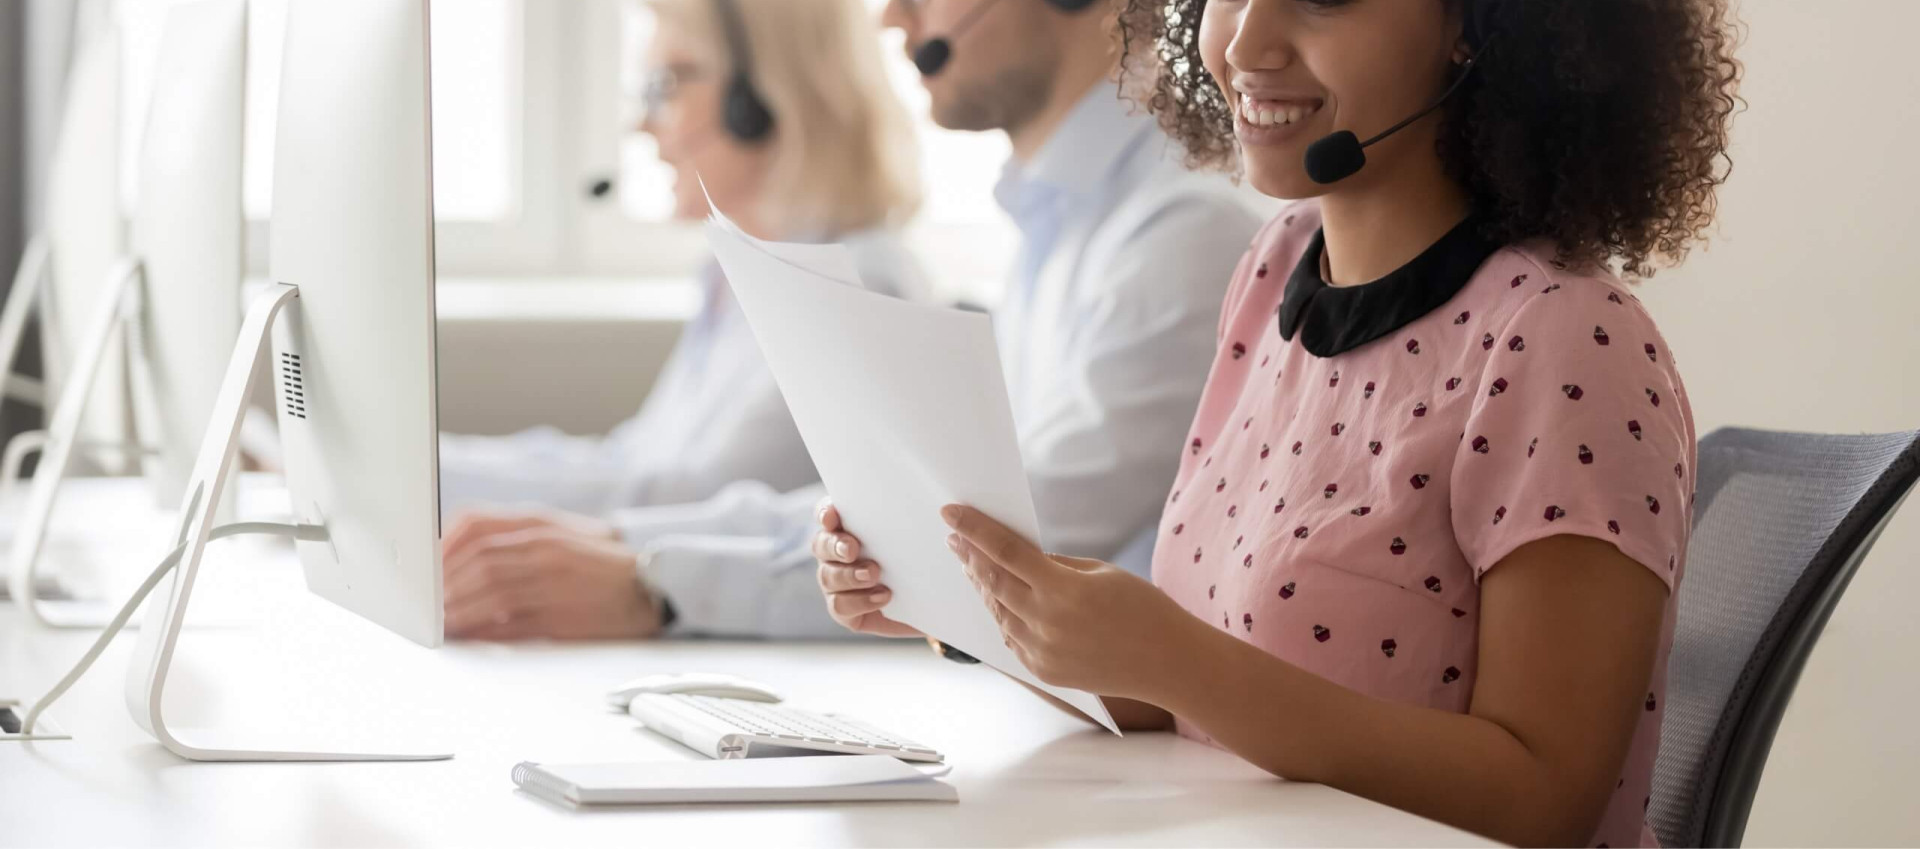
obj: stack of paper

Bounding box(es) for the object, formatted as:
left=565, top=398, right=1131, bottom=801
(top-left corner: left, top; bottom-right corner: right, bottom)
left=703, top=202, right=1118, bottom=734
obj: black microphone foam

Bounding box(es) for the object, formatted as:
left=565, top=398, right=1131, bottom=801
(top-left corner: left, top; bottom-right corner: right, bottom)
left=1304, top=131, right=1366, bottom=185
left=913, top=0, right=1016, bottom=77
left=1300, top=52, right=1484, bottom=185
left=913, top=38, right=952, bottom=77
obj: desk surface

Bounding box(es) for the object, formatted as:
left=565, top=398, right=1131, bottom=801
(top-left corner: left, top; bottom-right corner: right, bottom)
left=1, top=490, right=1493, bottom=848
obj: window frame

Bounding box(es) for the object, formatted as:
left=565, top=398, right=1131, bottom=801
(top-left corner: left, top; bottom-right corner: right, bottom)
left=235, top=0, right=566, bottom=278
left=212, top=0, right=1020, bottom=288
left=560, top=0, right=1020, bottom=295
left=563, top=0, right=709, bottom=277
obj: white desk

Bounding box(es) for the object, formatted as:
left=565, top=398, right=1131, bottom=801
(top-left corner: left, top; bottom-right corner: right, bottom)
left=1, top=493, right=1494, bottom=848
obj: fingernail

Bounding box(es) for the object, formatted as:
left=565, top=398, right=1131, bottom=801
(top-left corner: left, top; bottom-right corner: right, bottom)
left=855, top=568, right=872, bottom=582
left=870, top=588, right=891, bottom=602
left=945, top=533, right=962, bottom=554
left=835, top=539, right=851, bottom=559
left=940, top=505, right=961, bottom=527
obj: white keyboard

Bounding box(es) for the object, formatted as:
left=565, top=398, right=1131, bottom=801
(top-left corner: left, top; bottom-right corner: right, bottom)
left=628, top=693, right=944, bottom=763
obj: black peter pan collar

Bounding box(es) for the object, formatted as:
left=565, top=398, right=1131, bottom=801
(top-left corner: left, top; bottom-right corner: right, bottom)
left=1277, top=217, right=1499, bottom=358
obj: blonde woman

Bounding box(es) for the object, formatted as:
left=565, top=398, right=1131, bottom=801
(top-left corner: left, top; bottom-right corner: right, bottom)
left=436, top=0, right=926, bottom=639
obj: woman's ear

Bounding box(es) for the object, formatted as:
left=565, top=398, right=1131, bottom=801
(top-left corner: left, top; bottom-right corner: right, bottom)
left=1449, top=0, right=1475, bottom=64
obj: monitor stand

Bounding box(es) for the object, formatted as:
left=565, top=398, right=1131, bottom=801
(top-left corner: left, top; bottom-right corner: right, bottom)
left=2, top=427, right=161, bottom=622
left=122, top=282, right=450, bottom=762
left=2, top=256, right=235, bottom=629
left=4, top=258, right=157, bottom=628
left=0, top=234, right=51, bottom=409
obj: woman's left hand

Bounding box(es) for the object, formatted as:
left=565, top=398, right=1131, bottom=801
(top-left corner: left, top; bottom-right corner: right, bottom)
left=941, top=504, right=1199, bottom=700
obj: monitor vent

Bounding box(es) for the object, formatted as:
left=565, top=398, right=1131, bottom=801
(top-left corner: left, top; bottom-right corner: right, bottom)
left=279, top=352, right=307, bottom=419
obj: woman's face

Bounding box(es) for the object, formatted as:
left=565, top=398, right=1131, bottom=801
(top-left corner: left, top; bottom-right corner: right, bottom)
left=637, top=22, right=773, bottom=224
left=1200, top=0, right=1463, bottom=200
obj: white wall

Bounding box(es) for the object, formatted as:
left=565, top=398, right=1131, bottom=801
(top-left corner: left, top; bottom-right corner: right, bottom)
left=433, top=278, right=693, bottom=436
left=1639, top=0, right=1920, bottom=843
left=438, top=313, right=679, bottom=436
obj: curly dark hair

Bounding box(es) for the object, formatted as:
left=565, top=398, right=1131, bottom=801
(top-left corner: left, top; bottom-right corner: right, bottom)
left=1116, top=0, right=1744, bottom=277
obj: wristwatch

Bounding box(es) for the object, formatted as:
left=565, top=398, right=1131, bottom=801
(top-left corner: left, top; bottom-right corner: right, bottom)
left=633, top=547, right=677, bottom=631
left=932, top=639, right=979, bottom=664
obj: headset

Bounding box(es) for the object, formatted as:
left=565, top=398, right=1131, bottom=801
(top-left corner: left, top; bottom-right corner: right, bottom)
left=585, top=0, right=776, bottom=200
left=1302, top=0, right=1502, bottom=184
left=712, top=0, right=774, bottom=143
left=725, top=0, right=1101, bottom=134
left=913, top=0, right=1100, bottom=77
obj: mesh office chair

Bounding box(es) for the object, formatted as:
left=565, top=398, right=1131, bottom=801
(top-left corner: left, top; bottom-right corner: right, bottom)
left=1649, top=427, right=1920, bottom=847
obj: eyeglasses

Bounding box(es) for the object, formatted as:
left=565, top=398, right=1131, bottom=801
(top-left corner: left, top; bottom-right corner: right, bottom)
left=637, top=62, right=711, bottom=125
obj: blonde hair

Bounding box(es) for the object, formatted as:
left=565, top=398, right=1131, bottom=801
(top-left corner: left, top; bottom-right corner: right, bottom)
left=642, top=0, right=922, bottom=237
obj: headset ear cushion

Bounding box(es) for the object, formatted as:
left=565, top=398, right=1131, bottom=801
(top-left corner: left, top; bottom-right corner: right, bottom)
left=724, top=74, right=774, bottom=142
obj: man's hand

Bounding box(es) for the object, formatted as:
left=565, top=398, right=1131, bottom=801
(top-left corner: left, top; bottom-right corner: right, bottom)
left=441, top=508, right=660, bottom=641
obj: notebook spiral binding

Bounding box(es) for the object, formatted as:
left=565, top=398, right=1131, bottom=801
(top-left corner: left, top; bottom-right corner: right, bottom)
left=510, top=762, right=572, bottom=806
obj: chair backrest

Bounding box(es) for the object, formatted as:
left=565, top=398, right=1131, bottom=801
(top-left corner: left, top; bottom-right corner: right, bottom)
left=1649, top=427, right=1920, bottom=847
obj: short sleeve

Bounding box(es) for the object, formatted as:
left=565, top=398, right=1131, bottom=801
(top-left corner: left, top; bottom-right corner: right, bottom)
left=1450, top=275, right=1694, bottom=590
left=1215, top=201, right=1317, bottom=344
left=1217, top=247, right=1255, bottom=344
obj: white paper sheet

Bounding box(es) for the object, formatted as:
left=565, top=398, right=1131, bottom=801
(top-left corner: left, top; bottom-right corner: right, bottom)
left=704, top=206, right=1119, bottom=734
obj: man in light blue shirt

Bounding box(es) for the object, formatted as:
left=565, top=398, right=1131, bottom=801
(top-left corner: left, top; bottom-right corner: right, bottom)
left=436, top=232, right=926, bottom=518
left=442, top=0, right=1263, bottom=640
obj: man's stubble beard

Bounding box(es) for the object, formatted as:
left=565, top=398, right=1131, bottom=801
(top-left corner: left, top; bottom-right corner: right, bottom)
left=929, top=51, right=1058, bottom=136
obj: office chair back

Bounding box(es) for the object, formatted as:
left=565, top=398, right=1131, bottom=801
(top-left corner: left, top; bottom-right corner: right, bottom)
left=1649, top=427, right=1920, bottom=847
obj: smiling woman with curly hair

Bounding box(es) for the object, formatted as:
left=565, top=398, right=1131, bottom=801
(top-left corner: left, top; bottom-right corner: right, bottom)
left=1122, top=0, right=1742, bottom=278
left=811, top=1, right=1742, bottom=845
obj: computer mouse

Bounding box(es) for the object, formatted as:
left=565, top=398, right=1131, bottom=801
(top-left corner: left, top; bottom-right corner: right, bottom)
left=605, top=673, right=784, bottom=709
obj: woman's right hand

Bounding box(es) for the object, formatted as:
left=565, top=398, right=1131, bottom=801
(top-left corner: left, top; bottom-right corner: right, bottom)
left=813, top=499, right=923, bottom=638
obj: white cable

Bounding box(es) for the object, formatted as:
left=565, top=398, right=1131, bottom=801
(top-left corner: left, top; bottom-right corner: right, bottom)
left=18, top=521, right=327, bottom=735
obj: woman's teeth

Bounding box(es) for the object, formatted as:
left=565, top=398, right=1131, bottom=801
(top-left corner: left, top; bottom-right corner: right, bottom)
left=1239, top=94, right=1321, bottom=128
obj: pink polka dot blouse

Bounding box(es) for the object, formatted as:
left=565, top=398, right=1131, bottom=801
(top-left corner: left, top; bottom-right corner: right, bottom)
left=1150, top=201, right=1695, bottom=848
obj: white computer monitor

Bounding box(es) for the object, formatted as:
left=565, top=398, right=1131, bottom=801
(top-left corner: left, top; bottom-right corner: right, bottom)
left=124, top=0, right=446, bottom=762
left=39, top=22, right=138, bottom=462
left=129, top=0, right=248, bottom=509
left=4, top=0, right=248, bottom=626
left=0, top=21, right=134, bottom=473
left=268, top=0, right=443, bottom=649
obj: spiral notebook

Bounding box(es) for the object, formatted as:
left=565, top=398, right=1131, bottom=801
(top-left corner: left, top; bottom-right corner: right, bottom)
left=511, top=755, right=958, bottom=807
